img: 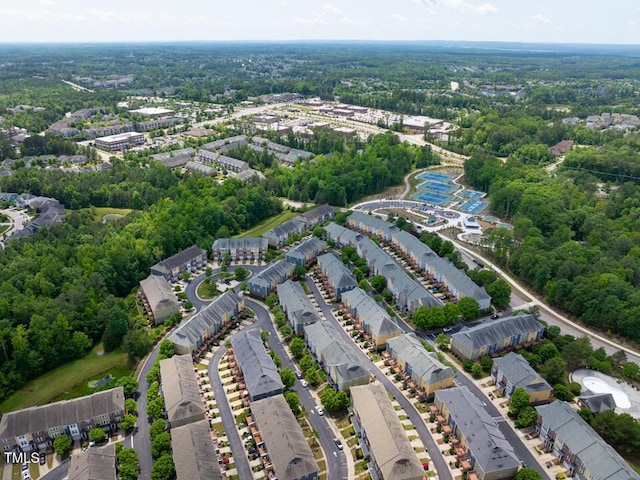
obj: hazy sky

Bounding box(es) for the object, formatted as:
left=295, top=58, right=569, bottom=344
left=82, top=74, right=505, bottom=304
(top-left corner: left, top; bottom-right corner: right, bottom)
left=0, top=0, right=638, bottom=44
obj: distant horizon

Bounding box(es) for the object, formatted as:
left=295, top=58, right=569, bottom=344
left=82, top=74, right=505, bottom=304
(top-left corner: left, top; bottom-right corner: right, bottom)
left=1, top=1, right=638, bottom=45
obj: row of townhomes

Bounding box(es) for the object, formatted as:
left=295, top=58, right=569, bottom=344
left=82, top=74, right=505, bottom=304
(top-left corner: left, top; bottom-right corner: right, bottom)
left=263, top=205, right=335, bottom=247
left=159, top=354, right=223, bottom=480
left=168, top=290, right=244, bottom=355
left=346, top=211, right=491, bottom=309
left=249, top=258, right=295, bottom=298
left=285, top=237, right=327, bottom=266
left=277, top=280, right=322, bottom=335
left=492, top=352, right=552, bottom=404
left=304, top=321, right=371, bottom=391
left=150, top=244, right=208, bottom=282
left=350, top=382, right=426, bottom=480
left=434, top=387, right=521, bottom=480
left=0, top=388, right=125, bottom=453
left=212, top=237, right=269, bottom=263
left=316, top=252, right=358, bottom=299
left=340, top=287, right=401, bottom=350
left=325, top=222, right=439, bottom=313
left=536, top=401, right=640, bottom=480
left=450, top=314, right=545, bottom=360
left=385, top=333, right=455, bottom=398
left=68, top=444, right=117, bottom=480
left=231, top=328, right=284, bottom=402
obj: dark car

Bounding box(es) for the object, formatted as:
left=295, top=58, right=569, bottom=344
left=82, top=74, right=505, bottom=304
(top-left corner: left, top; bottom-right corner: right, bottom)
left=39, top=453, right=46, bottom=465
left=491, top=312, right=500, bottom=319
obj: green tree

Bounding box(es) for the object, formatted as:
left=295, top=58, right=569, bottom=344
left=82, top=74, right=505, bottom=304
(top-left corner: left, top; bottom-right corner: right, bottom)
left=562, top=336, right=593, bottom=370
left=371, top=274, right=386, bottom=292
left=125, top=399, right=137, bottom=414
left=358, top=279, right=370, bottom=291
left=509, top=387, right=531, bottom=417
left=234, top=267, right=249, bottom=281
left=514, top=467, right=543, bottom=480
left=158, top=340, right=175, bottom=359
left=151, top=432, right=172, bottom=459
left=313, top=225, right=325, bottom=238
left=53, top=435, right=71, bottom=456
left=116, top=446, right=140, bottom=480
left=123, top=328, right=153, bottom=357
left=260, top=330, right=270, bottom=344
left=470, top=363, right=484, bottom=378
left=280, top=368, right=296, bottom=389
left=485, top=278, right=512, bottom=308
left=552, top=384, right=573, bottom=401
left=116, top=376, right=140, bottom=398
left=102, top=310, right=129, bottom=351
left=458, top=297, right=480, bottom=319
left=299, top=354, right=315, bottom=372
left=289, top=337, right=306, bottom=359
left=284, top=391, right=302, bottom=415
left=147, top=397, right=165, bottom=419
left=515, top=406, right=538, bottom=428
left=412, top=306, right=445, bottom=330
left=119, top=413, right=137, bottom=431
left=149, top=419, right=167, bottom=441
left=151, top=453, right=175, bottom=480
left=293, top=265, right=308, bottom=278
left=435, top=333, right=450, bottom=350
left=542, top=357, right=567, bottom=384
left=442, top=302, right=461, bottom=324
left=88, top=428, right=106, bottom=444
left=280, top=324, right=293, bottom=340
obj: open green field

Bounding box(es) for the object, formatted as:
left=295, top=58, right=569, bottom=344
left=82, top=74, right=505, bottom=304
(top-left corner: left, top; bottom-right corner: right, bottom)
left=0, top=224, right=9, bottom=235
left=0, top=343, right=133, bottom=414
left=84, top=207, right=134, bottom=223
left=234, top=210, right=298, bottom=238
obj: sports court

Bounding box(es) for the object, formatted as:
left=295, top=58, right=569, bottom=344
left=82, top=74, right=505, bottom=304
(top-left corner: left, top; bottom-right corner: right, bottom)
left=459, top=199, right=488, bottom=214
left=417, top=172, right=454, bottom=183
left=413, top=191, right=453, bottom=206
left=418, top=180, right=457, bottom=195
left=460, top=189, right=484, bottom=199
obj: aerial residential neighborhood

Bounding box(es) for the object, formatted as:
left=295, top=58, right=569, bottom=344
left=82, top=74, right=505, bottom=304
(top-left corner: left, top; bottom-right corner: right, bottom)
left=2, top=8, right=640, bottom=480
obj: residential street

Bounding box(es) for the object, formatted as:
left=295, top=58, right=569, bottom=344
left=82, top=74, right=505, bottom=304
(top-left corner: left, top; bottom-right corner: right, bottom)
left=303, top=277, right=453, bottom=480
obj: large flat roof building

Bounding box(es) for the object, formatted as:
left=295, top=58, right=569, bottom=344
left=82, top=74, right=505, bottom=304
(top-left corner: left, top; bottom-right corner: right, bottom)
left=159, top=354, right=205, bottom=428
left=350, top=382, right=425, bottom=480
left=94, top=132, right=144, bottom=151
left=250, top=394, right=319, bottom=480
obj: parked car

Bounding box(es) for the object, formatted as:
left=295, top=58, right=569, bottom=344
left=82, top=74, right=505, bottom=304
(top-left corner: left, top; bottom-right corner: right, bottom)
left=39, top=453, right=46, bottom=465
left=295, top=370, right=303, bottom=379
left=21, top=463, right=28, bottom=471
left=300, top=379, right=308, bottom=388
left=315, top=406, right=324, bottom=416
left=333, top=438, right=343, bottom=450
left=491, top=312, right=500, bottom=319
left=422, top=462, right=430, bottom=470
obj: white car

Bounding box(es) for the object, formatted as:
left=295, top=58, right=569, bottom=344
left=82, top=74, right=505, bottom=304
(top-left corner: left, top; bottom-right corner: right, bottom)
left=300, top=379, right=308, bottom=388
left=315, top=405, right=324, bottom=416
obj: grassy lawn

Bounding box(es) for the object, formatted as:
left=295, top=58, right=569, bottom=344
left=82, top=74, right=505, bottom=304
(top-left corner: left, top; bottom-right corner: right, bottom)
left=354, top=460, right=368, bottom=475
left=234, top=210, right=298, bottom=238
left=85, top=207, right=134, bottom=222
left=51, top=364, right=132, bottom=402
left=196, top=279, right=219, bottom=300
left=0, top=343, right=132, bottom=413
left=0, top=224, right=9, bottom=235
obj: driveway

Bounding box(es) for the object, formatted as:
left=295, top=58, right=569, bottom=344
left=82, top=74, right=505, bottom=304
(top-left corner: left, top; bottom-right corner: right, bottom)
left=303, top=277, right=453, bottom=480
left=245, top=299, right=349, bottom=480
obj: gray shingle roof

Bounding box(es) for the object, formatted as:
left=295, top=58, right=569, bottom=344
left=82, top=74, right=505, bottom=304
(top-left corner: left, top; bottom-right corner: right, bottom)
left=536, top=401, right=640, bottom=480
left=277, top=280, right=321, bottom=331
left=493, top=352, right=550, bottom=394
left=436, top=387, right=520, bottom=475
left=285, top=237, right=326, bottom=263
left=452, top=314, right=544, bottom=353
left=299, top=204, right=335, bottom=226
left=263, top=218, right=306, bottom=240
left=159, top=354, right=205, bottom=425
left=387, top=334, right=454, bottom=385
left=68, top=444, right=116, bottom=480
left=578, top=392, right=616, bottom=413
left=151, top=245, right=206, bottom=275
left=0, top=388, right=124, bottom=439
left=171, top=419, right=222, bottom=480
left=231, top=329, right=283, bottom=400
left=317, top=252, right=357, bottom=291
left=139, top=275, right=180, bottom=321
left=350, top=382, right=425, bottom=479
left=251, top=395, right=318, bottom=480
left=168, top=291, right=241, bottom=351
left=212, top=237, right=268, bottom=253
left=341, top=288, right=400, bottom=338
left=249, top=259, right=294, bottom=289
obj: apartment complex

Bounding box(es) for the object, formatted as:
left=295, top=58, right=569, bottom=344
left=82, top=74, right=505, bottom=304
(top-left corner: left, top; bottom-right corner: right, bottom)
left=248, top=259, right=295, bottom=298
left=277, top=280, right=321, bottom=335
left=159, top=354, right=206, bottom=428
left=212, top=237, right=269, bottom=262
left=284, top=237, right=326, bottom=266
left=316, top=252, right=358, bottom=299
left=139, top=274, right=180, bottom=324
left=150, top=245, right=207, bottom=282
left=171, top=419, right=223, bottom=480
left=491, top=352, right=551, bottom=404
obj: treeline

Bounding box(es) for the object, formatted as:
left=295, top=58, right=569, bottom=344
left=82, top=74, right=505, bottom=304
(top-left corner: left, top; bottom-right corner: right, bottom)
left=0, top=171, right=281, bottom=404
left=465, top=154, right=640, bottom=343
left=265, top=132, right=438, bottom=205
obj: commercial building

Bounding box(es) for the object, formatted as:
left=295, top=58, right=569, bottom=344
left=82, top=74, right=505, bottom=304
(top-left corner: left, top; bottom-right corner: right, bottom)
left=434, top=387, right=520, bottom=480
left=0, top=388, right=125, bottom=453
left=68, top=444, right=116, bottom=480
left=248, top=259, right=294, bottom=298
left=304, top=322, right=370, bottom=391
left=159, top=354, right=205, bottom=428
left=451, top=314, right=545, bottom=361
left=316, top=252, right=358, bottom=299
left=340, top=288, right=401, bottom=350
left=231, top=329, right=283, bottom=401
left=386, top=334, right=455, bottom=397
left=491, top=352, right=551, bottom=404
left=94, top=132, right=144, bottom=151
left=212, top=237, right=269, bottom=263
left=277, top=280, right=321, bottom=335
left=350, top=382, right=425, bottom=480
left=128, top=107, right=175, bottom=118
left=285, top=237, right=326, bottom=266
left=249, top=394, right=319, bottom=480
left=171, top=419, right=223, bottom=480
left=536, top=401, right=640, bottom=480
left=150, top=245, right=208, bottom=282
left=139, top=274, right=180, bottom=324
left=168, top=291, right=244, bottom=355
